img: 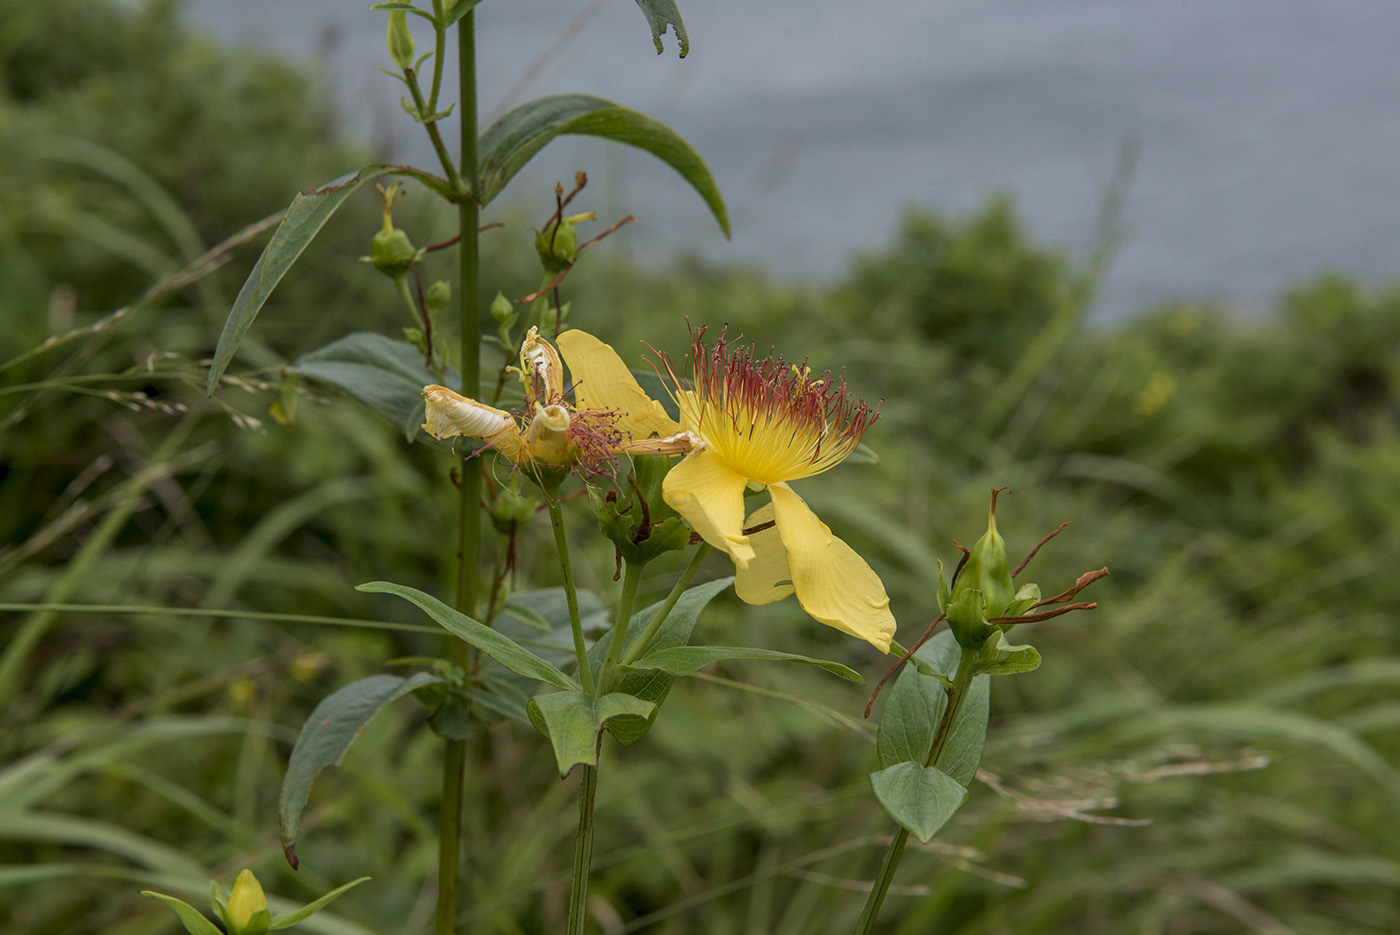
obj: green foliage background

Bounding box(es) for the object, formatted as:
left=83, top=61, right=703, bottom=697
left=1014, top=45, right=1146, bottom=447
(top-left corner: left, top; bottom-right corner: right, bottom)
left=3, top=2, right=1399, bottom=933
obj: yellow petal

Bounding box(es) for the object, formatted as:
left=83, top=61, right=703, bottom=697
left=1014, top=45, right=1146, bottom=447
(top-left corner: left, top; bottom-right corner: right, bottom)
left=556, top=330, right=681, bottom=438
left=769, top=483, right=895, bottom=652
left=662, top=448, right=755, bottom=568
left=733, top=501, right=796, bottom=605
left=422, top=385, right=525, bottom=460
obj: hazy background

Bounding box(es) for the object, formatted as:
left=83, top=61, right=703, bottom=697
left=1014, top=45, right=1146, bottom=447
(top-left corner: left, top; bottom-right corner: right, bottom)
left=184, top=0, right=1400, bottom=320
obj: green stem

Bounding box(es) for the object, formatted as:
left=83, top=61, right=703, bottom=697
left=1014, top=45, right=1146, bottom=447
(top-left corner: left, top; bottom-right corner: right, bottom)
left=404, top=67, right=465, bottom=195
left=428, top=0, right=447, bottom=110
left=547, top=497, right=596, bottom=696
left=620, top=543, right=711, bottom=668
left=437, top=12, right=480, bottom=935
left=597, top=559, right=643, bottom=694
left=567, top=764, right=599, bottom=935
left=852, top=648, right=979, bottom=935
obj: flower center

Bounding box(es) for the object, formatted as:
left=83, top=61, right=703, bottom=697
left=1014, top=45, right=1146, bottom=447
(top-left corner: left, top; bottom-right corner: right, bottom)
left=664, top=329, right=878, bottom=484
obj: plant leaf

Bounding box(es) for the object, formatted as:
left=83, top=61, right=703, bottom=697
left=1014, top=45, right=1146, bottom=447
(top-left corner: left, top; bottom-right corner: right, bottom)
left=358, top=581, right=579, bottom=691
left=869, top=762, right=968, bottom=843
left=526, top=691, right=656, bottom=775
left=207, top=166, right=405, bottom=394
left=279, top=672, right=442, bottom=861
left=140, top=893, right=225, bottom=935
left=289, top=332, right=461, bottom=440
left=588, top=576, right=733, bottom=744
left=981, top=630, right=1043, bottom=676
left=268, top=876, right=371, bottom=929
left=633, top=0, right=689, bottom=57
left=477, top=94, right=728, bottom=236
left=628, top=646, right=863, bottom=683
left=877, top=631, right=989, bottom=784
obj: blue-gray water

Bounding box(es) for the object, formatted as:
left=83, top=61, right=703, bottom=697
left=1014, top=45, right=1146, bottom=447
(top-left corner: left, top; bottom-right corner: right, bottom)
left=187, top=0, right=1400, bottom=320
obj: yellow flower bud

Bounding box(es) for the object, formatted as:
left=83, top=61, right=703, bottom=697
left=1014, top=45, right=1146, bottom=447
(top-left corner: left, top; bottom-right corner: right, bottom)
left=227, top=869, right=269, bottom=934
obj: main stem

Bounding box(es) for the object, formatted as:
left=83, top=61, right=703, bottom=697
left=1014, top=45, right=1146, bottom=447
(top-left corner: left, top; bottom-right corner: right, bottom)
left=437, top=11, right=480, bottom=935
left=567, top=764, right=600, bottom=935
left=852, top=649, right=979, bottom=935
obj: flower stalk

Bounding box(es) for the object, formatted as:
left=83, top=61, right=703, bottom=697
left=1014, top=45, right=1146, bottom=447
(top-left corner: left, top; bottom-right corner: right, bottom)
left=853, top=647, right=979, bottom=935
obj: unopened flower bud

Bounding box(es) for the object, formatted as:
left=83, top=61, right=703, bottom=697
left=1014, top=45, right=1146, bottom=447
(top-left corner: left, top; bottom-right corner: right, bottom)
left=527, top=403, right=572, bottom=464
left=491, top=486, right=538, bottom=535
left=386, top=10, right=415, bottom=70
left=425, top=280, right=451, bottom=313
left=227, top=869, right=270, bottom=935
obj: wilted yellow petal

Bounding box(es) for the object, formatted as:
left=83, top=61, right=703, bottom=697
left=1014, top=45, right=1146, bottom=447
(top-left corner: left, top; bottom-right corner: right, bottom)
left=422, top=385, right=525, bottom=460
left=733, top=501, right=796, bottom=606
left=614, top=431, right=697, bottom=456
left=662, top=448, right=755, bottom=568
left=556, top=330, right=681, bottom=439
left=520, top=326, right=565, bottom=403
left=769, top=484, right=895, bottom=652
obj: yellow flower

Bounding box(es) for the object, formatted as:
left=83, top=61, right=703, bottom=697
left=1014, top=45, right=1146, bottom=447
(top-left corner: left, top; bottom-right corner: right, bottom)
left=657, top=329, right=896, bottom=652
left=422, top=327, right=690, bottom=469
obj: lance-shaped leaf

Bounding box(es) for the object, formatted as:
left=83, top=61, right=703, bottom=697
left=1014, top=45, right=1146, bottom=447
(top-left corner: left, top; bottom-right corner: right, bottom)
left=289, top=332, right=461, bottom=441
left=628, top=646, right=863, bottom=683
left=140, top=893, right=225, bottom=935
left=869, top=762, right=968, bottom=843
left=279, top=672, right=442, bottom=864
left=477, top=94, right=728, bottom=236
left=206, top=165, right=449, bottom=394
left=633, top=0, right=689, bottom=57
left=268, top=876, right=371, bottom=928
left=526, top=691, right=656, bottom=775
left=587, top=577, right=733, bottom=745
left=358, top=581, right=580, bottom=691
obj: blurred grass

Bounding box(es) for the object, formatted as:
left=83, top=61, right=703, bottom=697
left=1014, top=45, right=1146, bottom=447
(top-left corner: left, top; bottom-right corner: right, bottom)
left=4, top=1, right=1400, bottom=933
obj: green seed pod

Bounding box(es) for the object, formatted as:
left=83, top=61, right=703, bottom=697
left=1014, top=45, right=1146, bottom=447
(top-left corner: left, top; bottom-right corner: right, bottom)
left=952, top=490, right=1016, bottom=620
left=368, top=183, right=417, bottom=278
left=386, top=11, right=415, bottom=71
left=535, top=218, right=579, bottom=274
left=371, top=224, right=417, bottom=277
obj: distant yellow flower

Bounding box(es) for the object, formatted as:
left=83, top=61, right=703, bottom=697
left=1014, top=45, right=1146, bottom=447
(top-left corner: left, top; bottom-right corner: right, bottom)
left=657, top=329, right=896, bottom=652
left=422, top=327, right=690, bottom=470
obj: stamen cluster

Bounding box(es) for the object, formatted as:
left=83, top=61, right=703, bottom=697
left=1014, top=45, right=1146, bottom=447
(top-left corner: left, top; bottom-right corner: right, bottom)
left=662, top=327, right=879, bottom=484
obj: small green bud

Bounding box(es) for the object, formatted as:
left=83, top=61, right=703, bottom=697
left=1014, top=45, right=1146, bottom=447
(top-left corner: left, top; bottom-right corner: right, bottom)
left=227, top=869, right=271, bottom=935
left=425, top=280, right=451, bottom=313
left=490, top=486, right=538, bottom=535
left=386, top=11, right=415, bottom=71
left=489, top=291, right=514, bottom=323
